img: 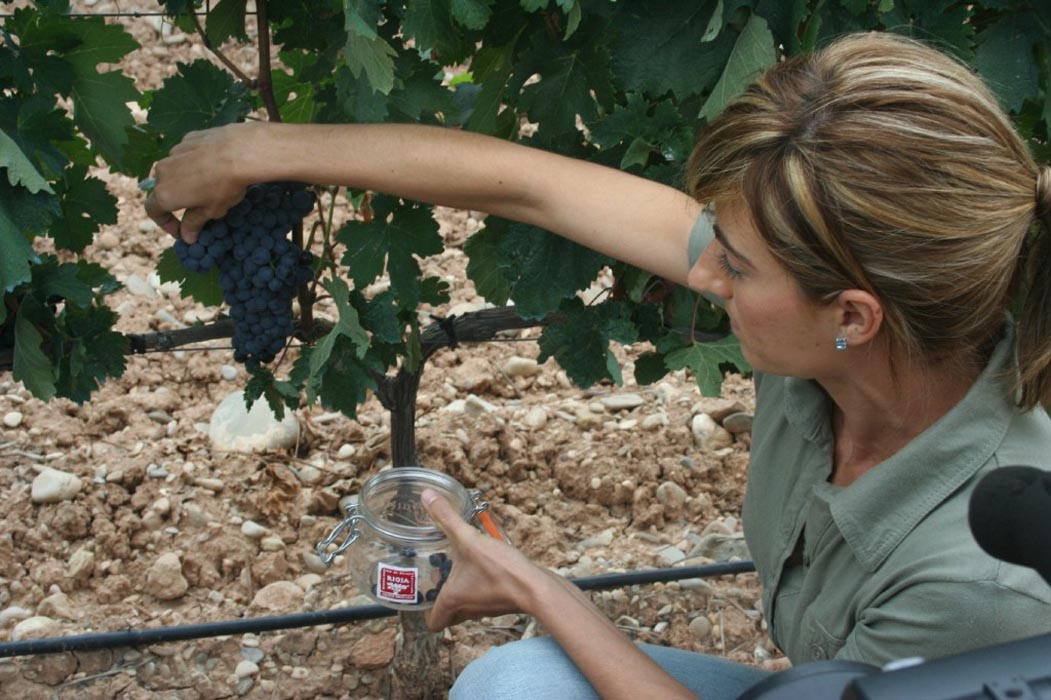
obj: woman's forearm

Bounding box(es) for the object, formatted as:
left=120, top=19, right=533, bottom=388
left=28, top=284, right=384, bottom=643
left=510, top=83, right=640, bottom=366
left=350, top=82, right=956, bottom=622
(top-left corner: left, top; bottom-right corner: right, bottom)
left=522, top=570, right=697, bottom=700
left=229, top=122, right=700, bottom=285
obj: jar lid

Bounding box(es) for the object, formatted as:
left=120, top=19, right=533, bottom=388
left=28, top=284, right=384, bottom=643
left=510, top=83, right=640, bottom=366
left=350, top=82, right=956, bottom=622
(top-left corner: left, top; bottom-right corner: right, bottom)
left=358, top=467, right=472, bottom=544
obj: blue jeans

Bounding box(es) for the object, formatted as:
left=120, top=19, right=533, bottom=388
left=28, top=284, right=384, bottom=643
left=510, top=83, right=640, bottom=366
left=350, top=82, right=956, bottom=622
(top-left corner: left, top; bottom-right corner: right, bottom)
left=450, top=637, right=772, bottom=700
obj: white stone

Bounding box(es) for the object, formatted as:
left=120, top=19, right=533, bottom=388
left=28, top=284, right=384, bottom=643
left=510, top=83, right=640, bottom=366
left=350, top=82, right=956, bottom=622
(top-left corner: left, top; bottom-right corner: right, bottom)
left=295, top=574, right=323, bottom=591
left=220, top=365, right=238, bottom=381
left=241, top=520, right=268, bottom=539
left=641, top=413, right=668, bottom=431
left=599, top=393, right=646, bottom=411
left=579, top=528, right=615, bottom=548
left=184, top=308, right=217, bottom=324
left=302, top=552, right=328, bottom=575
left=260, top=536, right=285, bottom=552
left=153, top=309, right=185, bottom=328
left=442, top=399, right=467, bottom=414
left=11, top=616, right=60, bottom=641
left=67, top=548, right=95, bottom=581
left=337, top=443, right=355, bottom=459
left=691, top=413, right=718, bottom=443
left=503, top=357, right=539, bottom=378
left=138, top=220, right=158, bottom=233
left=722, top=412, right=754, bottom=434
left=0, top=606, right=33, bottom=626
left=523, top=407, right=548, bottom=430
left=251, top=581, right=304, bottom=612
left=37, top=592, right=77, bottom=621
left=31, top=468, right=83, bottom=504
left=464, top=394, right=497, bottom=416
left=691, top=414, right=734, bottom=449
left=195, top=477, right=224, bottom=491
left=208, top=390, right=299, bottom=453
left=689, top=616, right=713, bottom=640
left=124, top=274, right=158, bottom=299
left=95, top=231, right=120, bottom=250
left=656, top=545, right=686, bottom=566
left=145, top=553, right=188, bottom=601
left=3, top=411, right=23, bottom=428
left=656, top=481, right=688, bottom=509
left=235, top=660, right=260, bottom=678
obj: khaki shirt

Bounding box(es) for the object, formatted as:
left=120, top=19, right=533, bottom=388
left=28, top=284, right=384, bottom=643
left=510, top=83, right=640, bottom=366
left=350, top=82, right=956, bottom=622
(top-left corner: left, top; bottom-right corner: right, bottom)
left=741, top=324, right=1051, bottom=666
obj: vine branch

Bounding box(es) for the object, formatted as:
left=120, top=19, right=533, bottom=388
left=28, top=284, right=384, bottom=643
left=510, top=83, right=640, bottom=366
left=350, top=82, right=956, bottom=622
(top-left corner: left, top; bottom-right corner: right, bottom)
left=185, top=10, right=255, bottom=86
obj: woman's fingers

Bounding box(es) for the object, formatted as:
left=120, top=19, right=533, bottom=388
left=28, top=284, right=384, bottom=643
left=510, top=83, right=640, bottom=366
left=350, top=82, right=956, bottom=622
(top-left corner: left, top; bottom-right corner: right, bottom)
left=421, top=489, right=478, bottom=544
left=144, top=191, right=182, bottom=237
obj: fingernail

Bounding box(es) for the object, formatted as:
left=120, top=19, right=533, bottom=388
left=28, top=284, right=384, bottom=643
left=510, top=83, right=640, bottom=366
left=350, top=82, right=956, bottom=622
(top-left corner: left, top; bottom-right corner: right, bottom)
left=421, top=489, right=438, bottom=506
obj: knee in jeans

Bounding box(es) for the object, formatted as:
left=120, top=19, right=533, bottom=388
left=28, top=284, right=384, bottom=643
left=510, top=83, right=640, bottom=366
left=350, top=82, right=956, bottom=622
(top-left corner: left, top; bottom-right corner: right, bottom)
left=450, top=639, right=569, bottom=700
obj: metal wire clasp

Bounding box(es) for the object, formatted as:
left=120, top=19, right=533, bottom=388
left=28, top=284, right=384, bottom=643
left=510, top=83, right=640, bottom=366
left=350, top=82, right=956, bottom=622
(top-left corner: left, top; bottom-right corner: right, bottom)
left=468, top=489, right=490, bottom=518
left=316, top=504, right=365, bottom=566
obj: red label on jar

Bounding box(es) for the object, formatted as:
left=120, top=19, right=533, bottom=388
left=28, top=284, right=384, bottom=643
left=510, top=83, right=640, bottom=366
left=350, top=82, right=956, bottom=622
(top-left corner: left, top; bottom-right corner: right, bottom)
left=377, top=563, right=418, bottom=603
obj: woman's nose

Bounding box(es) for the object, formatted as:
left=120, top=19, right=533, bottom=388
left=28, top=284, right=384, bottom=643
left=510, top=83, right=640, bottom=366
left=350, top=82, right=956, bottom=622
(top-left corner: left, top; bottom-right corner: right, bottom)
left=687, top=247, right=732, bottom=302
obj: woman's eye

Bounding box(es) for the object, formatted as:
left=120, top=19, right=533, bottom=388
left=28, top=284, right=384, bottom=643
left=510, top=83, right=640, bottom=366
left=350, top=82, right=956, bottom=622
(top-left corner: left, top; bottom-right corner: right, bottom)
left=718, top=251, right=742, bottom=279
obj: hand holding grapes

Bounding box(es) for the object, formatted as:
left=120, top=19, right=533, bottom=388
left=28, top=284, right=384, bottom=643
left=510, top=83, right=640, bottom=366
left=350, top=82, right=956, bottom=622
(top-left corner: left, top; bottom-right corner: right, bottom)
left=146, top=125, right=256, bottom=241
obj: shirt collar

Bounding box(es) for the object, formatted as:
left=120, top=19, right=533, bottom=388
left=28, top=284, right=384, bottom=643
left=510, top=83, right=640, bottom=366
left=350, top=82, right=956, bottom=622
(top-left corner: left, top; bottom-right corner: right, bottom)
left=784, top=323, right=1017, bottom=571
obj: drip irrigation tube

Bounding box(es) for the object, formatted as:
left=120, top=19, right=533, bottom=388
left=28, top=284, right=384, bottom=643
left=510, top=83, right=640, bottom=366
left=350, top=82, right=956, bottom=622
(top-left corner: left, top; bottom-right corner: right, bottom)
left=0, top=560, right=754, bottom=659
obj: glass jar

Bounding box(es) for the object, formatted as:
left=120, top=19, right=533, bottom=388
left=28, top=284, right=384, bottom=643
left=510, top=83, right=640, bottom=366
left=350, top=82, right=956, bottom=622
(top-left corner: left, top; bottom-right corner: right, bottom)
left=315, top=467, right=503, bottom=609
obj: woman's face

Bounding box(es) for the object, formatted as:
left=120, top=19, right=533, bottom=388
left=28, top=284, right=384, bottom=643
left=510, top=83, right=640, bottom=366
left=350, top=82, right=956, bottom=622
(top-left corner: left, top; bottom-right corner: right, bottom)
left=686, top=200, right=839, bottom=378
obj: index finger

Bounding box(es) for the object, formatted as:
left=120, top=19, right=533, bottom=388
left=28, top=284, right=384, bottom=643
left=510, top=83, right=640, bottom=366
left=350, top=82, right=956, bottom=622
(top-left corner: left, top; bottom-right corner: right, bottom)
left=144, top=191, right=181, bottom=237
left=421, top=489, right=480, bottom=544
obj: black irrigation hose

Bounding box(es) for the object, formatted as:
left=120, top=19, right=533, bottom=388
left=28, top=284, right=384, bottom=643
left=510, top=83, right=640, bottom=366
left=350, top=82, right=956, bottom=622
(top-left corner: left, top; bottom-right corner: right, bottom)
left=0, top=560, right=755, bottom=659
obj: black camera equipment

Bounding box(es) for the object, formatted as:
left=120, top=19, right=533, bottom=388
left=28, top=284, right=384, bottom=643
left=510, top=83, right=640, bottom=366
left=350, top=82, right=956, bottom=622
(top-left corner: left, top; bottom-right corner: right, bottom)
left=736, top=466, right=1051, bottom=700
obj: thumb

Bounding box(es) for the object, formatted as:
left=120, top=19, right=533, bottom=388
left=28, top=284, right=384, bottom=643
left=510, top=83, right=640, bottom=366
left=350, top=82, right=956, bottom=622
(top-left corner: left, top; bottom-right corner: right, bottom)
left=421, top=489, right=476, bottom=543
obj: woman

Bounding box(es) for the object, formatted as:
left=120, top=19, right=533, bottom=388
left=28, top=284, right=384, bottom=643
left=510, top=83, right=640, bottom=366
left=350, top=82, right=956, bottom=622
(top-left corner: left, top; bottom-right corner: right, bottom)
left=147, top=32, right=1051, bottom=700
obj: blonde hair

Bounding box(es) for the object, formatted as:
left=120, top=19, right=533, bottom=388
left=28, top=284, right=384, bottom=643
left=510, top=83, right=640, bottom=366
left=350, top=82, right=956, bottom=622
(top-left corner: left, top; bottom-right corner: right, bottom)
left=686, top=32, right=1051, bottom=409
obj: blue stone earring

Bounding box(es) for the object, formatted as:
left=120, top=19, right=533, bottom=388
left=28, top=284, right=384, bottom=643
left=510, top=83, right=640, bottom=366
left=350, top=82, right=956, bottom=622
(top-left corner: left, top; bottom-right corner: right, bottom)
left=835, top=335, right=848, bottom=351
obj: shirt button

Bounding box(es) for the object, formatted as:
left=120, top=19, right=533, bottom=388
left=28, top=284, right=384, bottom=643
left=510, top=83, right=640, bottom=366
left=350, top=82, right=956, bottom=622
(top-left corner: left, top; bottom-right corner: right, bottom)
left=810, top=642, right=827, bottom=660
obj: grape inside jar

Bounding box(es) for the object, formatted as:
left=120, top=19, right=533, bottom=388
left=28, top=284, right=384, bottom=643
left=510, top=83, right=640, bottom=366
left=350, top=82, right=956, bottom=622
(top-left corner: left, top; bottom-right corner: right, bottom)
left=316, top=467, right=504, bottom=609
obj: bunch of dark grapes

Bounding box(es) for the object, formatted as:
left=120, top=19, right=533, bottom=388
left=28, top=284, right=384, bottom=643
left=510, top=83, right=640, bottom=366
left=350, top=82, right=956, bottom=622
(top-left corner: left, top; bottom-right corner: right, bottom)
left=172, top=182, right=316, bottom=367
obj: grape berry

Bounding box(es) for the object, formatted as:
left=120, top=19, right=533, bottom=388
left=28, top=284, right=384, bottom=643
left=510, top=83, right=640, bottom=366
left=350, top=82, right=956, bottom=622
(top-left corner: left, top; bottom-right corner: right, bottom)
left=172, top=182, right=316, bottom=367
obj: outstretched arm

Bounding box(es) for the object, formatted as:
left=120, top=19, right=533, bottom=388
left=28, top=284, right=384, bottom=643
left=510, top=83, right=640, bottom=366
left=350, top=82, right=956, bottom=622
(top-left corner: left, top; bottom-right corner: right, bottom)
left=145, top=122, right=701, bottom=287
left=420, top=490, right=697, bottom=700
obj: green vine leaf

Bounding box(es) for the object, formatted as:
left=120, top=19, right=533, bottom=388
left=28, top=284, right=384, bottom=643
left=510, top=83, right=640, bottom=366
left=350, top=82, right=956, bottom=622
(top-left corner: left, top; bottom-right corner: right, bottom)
left=156, top=247, right=225, bottom=307
left=463, top=224, right=512, bottom=306
left=452, top=0, right=493, bottom=30
left=51, top=165, right=118, bottom=253
left=206, top=0, right=250, bottom=46
left=53, top=303, right=126, bottom=403
left=338, top=198, right=444, bottom=312
left=0, top=189, right=41, bottom=294
left=663, top=335, right=750, bottom=397
left=498, top=220, right=611, bottom=319
left=343, top=0, right=398, bottom=95
left=537, top=299, right=638, bottom=388
left=296, top=336, right=381, bottom=418
left=975, top=11, right=1041, bottom=113
left=244, top=367, right=301, bottom=419
left=0, top=129, right=53, bottom=195
left=611, top=1, right=735, bottom=98
left=699, top=13, right=777, bottom=121
left=147, top=60, right=252, bottom=147
left=16, top=15, right=143, bottom=170
left=13, top=311, right=57, bottom=401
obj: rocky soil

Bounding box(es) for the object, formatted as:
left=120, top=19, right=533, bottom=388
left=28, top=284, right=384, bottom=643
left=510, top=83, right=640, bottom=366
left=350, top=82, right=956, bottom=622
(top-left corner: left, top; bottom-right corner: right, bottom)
left=0, top=3, right=789, bottom=698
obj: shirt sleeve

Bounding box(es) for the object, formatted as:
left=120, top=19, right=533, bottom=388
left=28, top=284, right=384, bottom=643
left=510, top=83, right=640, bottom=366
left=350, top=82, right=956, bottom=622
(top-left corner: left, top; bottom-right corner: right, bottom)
left=686, top=208, right=726, bottom=308
left=835, top=578, right=1051, bottom=666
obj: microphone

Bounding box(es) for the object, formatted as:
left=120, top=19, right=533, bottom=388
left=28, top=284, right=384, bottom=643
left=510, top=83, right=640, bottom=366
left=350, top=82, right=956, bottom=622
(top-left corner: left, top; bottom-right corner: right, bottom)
left=968, top=466, right=1051, bottom=586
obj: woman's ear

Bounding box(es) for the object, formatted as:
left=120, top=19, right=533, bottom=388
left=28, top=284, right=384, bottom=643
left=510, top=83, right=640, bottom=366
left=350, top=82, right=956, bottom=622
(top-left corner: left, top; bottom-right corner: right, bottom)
left=833, top=289, right=884, bottom=347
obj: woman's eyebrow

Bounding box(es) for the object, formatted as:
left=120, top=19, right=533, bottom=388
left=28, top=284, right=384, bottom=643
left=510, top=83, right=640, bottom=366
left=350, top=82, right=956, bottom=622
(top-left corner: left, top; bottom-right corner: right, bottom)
left=713, top=224, right=753, bottom=268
